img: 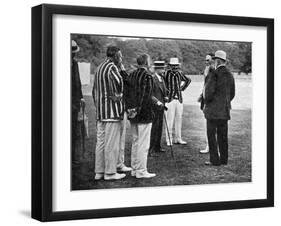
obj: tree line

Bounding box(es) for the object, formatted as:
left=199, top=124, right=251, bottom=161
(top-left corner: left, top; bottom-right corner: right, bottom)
left=72, top=34, right=252, bottom=75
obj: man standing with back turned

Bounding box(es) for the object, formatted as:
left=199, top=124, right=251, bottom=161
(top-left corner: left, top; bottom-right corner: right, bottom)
left=203, top=50, right=235, bottom=166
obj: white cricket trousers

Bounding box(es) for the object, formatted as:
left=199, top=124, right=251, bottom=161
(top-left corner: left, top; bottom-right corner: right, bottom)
left=130, top=123, right=152, bottom=174
left=95, top=121, right=121, bottom=174
left=165, top=99, right=183, bottom=143
left=117, top=113, right=127, bottom=168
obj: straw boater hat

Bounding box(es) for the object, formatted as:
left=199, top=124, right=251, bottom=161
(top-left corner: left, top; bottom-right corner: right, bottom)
left=72, top=40, right=80, bottom=53
left=153, top=60, right=166, bottom=69
left=213, top=50, right=227, bottom=61
left=168, top=57, right=180, bottom=66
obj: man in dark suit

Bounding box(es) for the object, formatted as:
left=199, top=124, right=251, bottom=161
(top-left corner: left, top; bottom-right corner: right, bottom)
left=71, top=40, right=85, bottom=163
left=149, top=61, right=169, bottom=156
left=203, top=50, right=235, bottom=166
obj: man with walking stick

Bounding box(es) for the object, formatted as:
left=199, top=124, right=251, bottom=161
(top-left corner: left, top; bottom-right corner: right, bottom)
left=149, top=61, right=169, bottom=156
left=71, top=40, right=85, bottom=164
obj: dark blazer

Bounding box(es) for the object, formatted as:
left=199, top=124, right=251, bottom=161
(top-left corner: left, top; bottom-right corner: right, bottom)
left=125, top=67, right=155, bottom=124
left=72, top=59, right=83, bottom=113
left=151, top=73, right=169, bottom=107
left=203, top=65, right=235, bottom=120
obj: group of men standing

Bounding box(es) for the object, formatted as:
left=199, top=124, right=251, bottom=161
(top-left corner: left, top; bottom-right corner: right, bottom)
left=71, top=40, right=235, bottom=181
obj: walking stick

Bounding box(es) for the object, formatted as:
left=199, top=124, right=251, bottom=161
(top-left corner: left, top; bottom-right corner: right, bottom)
left=163, top=112, right=174, bottom=159
left=81, top=104, right=86, bottom=159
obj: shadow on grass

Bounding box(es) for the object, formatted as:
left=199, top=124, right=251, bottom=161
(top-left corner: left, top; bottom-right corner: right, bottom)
left=72, top=96, right=251, bottom=190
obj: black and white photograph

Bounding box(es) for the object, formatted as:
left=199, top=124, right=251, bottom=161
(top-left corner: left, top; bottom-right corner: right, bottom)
left=71, top=34, right=251, bottom=190
left=30, top=3, right=274, bottom=222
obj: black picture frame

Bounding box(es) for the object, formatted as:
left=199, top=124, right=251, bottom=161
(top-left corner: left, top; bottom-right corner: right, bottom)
left=31, top=3, right=274, bottom=222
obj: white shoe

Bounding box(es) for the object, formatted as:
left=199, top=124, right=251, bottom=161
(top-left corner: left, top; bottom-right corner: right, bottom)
left=118, top=165, right=132, bottom=172
left=166, top=141, right=173, bottom=146
left=94, top=173, right=104, bottom=180
left=175, top=140, right=187, bottom=145
left=131, top=170, right=136, bottom=177
left=104, top=173, right=126, bottom=180
left=136, top=171, right=156, bottom=179
left=200, top=148, right=209, bottom=154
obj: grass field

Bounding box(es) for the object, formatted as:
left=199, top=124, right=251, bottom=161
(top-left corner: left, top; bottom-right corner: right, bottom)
left=72, top=77, right=252, bottom=190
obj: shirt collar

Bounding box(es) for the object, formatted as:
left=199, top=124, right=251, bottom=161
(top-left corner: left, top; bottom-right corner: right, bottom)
left=216, top=64, right=226, bottom=69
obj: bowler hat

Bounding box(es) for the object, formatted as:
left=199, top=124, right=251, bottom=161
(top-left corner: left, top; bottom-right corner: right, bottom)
left=213, top=50, right=227, bottom=61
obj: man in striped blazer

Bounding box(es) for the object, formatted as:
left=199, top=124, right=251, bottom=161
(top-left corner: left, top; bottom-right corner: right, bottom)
left=125, top=54, right=158, bottom=178
left=92, top=46, right=127, bottom=180
left=164, top=58, right=191, bottom=146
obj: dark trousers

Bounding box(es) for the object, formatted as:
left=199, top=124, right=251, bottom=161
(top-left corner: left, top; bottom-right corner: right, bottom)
left=207, top=119, right=228, bottom=165
left=72, top=111, right=78, bottom=162
left=150, top=109, right=164, bottom=152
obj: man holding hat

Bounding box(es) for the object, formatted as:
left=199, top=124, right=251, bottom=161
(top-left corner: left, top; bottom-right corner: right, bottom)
left=164, top=57, right=191, bottom=146
left=149, top=61, right=169, bottom=155
left=71, top=40, right=85, bottom=163
left=203, top=50, right=235, bottom=166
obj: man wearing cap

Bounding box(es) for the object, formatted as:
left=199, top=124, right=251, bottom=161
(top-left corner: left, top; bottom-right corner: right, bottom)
left=125, top=54, right=157, bottom=178
left=149, top=61, right=169, bottom=155
left=92, top=46, right=128, bottom=180
left=71, top=40, right=85, bottom=163
left=198, top=53, right=215, bottom=154
left=203, top=50, right=235, bottom=166
left=164, top=57, right=191, bottom=146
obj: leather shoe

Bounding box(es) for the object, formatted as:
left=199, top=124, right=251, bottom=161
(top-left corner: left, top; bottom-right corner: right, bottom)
left=117, top=165, right=132, bottom=172
left=136, top=171, right=156, bottom=179
left=205, top=161, right=220, bottom=166
left=94, top=173, right=104, bottom=180
left=104, top=173, right=126, bottom=180
left=175, top=140, right=187, bottom=145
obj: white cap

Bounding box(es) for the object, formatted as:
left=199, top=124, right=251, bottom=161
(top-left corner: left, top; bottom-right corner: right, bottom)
left=214, top=50, right=227, bottom=61
left=169, top=57, right=180, bottom=65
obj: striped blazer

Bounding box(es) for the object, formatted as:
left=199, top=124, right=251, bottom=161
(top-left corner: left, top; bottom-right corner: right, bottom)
left=125, top=67, right=155, bottom=124
left=164, top=69, right=191, bottom=103
left=92, top=59, right=124, bottom=121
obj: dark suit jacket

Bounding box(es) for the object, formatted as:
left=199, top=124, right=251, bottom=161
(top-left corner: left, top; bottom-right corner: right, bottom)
left=203, top=65, right=235, bottom=120
left=151, top=73, right=168, bottom=109
left=72, top=59, right=83, bottom=113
